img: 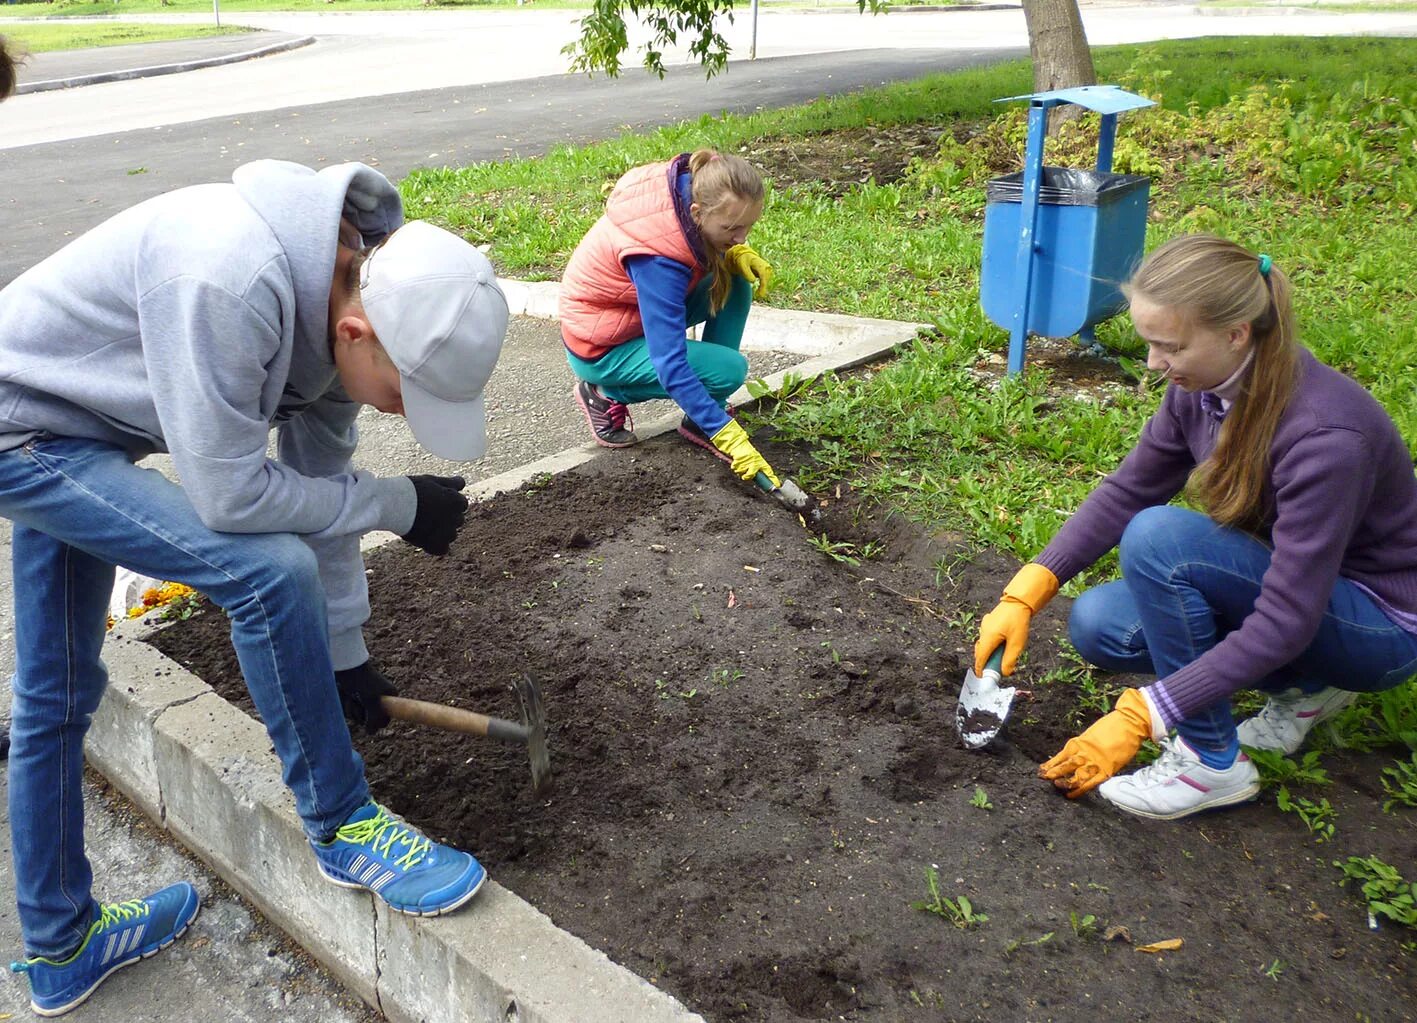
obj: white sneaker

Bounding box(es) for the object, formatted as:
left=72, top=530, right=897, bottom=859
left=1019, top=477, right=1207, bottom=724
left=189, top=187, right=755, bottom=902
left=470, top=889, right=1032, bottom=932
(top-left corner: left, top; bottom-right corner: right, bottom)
left=1236, top=687, right=1357, bottom=754
left=1098, top=737, right=1260, bottom=821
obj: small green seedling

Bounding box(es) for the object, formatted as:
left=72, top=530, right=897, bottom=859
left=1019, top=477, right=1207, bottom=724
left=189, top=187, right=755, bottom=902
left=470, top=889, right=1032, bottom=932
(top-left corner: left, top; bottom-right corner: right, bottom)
left=1069, top=912, right=1098, bottom=940
left=1002, top=932, right=1054, bottom=958
left=1276, top=786, right=1336, bottom=843
left=1264, top=959, right=1285, bottom=981
left=913, top=867, right=987, bottom=929
left=713, top=667, right=745, bottom=687
left=157, top=593, right=203, bottom=622
left=969, top=786, right=993, bottom=811
left=807, top=532, right=862, bottom=566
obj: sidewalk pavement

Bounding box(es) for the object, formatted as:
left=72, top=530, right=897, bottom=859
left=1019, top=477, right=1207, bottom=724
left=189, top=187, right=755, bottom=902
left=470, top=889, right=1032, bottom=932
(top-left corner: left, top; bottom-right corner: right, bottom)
left=12, top=29, right=315, bottom=94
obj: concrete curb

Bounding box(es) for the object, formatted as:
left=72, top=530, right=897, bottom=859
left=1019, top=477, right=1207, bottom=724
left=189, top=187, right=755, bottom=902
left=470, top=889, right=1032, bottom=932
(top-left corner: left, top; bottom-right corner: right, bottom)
left=91, top=626, right=707, bottom=1023
left=498, top=277, right=925, bottom=357
left=84, top=292, right=926, bottom=1023
left=15, top=34, right=316, bottom=95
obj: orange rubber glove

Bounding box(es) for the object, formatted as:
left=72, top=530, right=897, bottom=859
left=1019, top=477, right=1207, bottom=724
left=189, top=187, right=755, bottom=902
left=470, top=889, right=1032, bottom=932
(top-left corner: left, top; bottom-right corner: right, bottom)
left=1038, top=689, right=1154, bottom=797
left=973, top=563, right=1059, bottom=676
left=725, top=244, right=773, bottom=299
left=710, top=419, right=780, bottom=486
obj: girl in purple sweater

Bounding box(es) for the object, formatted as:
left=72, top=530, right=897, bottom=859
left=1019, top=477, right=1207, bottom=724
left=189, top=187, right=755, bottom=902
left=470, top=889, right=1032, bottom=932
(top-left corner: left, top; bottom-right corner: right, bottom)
left=973, top=234, right=1417, bottom=821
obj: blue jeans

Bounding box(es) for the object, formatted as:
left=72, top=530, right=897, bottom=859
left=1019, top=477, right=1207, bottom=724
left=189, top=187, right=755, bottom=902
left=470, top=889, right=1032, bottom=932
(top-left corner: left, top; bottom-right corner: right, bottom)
left=566, top=274, right=752, bottom=404
left=1068, top=506, right=1417, bottom=756
left=0, top=437, right=368, bottom=957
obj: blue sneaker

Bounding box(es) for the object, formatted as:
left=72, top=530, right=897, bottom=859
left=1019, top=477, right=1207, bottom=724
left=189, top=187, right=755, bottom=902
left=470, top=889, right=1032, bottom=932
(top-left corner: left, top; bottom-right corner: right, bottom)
left=312, top=802, right=486, bottom=916
left=10, top=881, right=200, bottom=1017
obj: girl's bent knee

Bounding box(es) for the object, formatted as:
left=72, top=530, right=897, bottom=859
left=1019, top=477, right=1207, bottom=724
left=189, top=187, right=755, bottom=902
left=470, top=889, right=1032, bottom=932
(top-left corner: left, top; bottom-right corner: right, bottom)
left=1119, top=506, right=1206, bottom=575
left=1067, top=588, right=1111, bottom=664
left=704, top=351, right=749, bottom=400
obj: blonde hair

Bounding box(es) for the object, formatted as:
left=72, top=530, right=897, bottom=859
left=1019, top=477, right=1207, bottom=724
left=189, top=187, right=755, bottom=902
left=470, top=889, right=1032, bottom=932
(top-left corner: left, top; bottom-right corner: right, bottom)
left=1124, top=234, right=1300, bottom=532
left=688, top=148, right=764, bottom=313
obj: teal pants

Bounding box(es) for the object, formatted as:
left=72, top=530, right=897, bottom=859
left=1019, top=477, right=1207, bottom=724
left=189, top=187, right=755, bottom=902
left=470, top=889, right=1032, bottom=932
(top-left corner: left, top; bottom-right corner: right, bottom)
left=566, top=275, right=752, bottom=405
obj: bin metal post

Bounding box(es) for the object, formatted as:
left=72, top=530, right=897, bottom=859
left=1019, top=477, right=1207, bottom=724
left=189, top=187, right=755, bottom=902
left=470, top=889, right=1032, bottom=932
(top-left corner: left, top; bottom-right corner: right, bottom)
left=1096, top=112, right=1118, bottom=174
left=1006, top=100, right=1053, bottom=375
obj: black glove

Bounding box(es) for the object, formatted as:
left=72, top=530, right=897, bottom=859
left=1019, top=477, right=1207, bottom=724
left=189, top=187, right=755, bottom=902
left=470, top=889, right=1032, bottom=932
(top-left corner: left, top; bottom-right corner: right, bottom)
left=334, top=661, right=398, bottom=735
left=402, top=474, right=468, bottom=556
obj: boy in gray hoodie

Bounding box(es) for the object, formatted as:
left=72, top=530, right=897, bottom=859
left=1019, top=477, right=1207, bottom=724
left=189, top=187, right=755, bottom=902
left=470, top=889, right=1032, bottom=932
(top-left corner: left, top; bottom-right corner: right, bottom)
left=0, top=159, right=508, bottom=1017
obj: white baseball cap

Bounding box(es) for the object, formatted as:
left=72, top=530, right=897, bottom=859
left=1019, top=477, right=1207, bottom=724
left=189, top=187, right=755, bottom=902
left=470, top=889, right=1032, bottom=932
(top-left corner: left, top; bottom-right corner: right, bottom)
left=359, top=221, right=508, bottom=461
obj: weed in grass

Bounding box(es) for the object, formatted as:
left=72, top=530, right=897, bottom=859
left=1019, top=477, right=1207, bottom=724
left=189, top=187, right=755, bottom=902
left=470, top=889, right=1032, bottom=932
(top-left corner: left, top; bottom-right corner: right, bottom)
left=745, top=372, right=823, bottom=403
left=913, top=868, right=988, bottom=929
left=1380, top=753, right=1417, bottom=813
left=969, top=786, right=993, bottom=811
left=1275, top=786, right=1336, bottom=843
left=1247, top=748, right=1332, bottom=789
left=1320, top=687, right=1417, bottom=754
left=1334, top=856, right=1417, bottom=930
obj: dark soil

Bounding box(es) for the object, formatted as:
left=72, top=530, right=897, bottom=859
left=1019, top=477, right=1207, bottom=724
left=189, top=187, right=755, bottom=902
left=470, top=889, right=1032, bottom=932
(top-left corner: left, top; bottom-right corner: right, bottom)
left=152, top=435, right=1416, bottom=1023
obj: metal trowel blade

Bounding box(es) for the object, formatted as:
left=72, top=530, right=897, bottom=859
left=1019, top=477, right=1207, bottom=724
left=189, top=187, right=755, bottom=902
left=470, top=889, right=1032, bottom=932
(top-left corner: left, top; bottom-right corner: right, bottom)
left=955, top=648, right=1015, bottom=750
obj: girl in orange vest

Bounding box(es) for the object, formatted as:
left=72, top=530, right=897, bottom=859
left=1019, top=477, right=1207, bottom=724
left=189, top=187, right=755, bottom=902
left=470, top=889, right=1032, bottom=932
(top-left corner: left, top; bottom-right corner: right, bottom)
left=560, top=149, right=781, bottom=487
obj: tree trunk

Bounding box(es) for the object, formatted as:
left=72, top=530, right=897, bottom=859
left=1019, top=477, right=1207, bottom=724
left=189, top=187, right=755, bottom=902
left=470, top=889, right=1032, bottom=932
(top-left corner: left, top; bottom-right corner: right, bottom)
left=1021, top=0, right=1097, bottom=130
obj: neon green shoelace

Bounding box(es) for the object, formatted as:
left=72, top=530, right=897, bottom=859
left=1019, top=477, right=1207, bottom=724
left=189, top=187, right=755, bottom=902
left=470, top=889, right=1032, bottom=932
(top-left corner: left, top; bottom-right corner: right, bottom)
left=335, top=805, right=430, bottom=871
left=20, top=899, right=150, bottom=967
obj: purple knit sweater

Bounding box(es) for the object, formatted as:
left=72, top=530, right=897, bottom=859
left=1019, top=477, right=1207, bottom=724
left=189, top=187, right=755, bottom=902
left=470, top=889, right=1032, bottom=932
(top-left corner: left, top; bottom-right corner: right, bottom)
left=1035, top=349, right=1417, bottom=727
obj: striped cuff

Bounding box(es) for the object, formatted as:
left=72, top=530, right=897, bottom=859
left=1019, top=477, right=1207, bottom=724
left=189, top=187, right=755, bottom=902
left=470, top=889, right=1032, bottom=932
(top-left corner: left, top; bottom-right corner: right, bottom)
left=1137, top=686, right=1169, bottom=740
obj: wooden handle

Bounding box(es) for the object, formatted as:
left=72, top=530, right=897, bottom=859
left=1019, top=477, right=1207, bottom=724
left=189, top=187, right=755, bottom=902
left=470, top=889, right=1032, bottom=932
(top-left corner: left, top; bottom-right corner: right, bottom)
left=379, top=695, right=528, bottom=742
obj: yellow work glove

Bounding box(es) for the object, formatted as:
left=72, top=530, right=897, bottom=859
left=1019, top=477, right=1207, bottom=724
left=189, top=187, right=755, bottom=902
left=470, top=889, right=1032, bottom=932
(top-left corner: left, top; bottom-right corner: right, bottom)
left=973, top=563, right=1059, bottom=676
left=725, top=244, right=773, bottom=300
left=1039, top=689, right=1153, bottom=797
left=710, top=419, right=780, bottom=487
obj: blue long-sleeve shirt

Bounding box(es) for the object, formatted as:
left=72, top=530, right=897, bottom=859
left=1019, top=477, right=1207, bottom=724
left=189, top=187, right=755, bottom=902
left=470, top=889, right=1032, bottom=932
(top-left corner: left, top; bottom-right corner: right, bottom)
left=624, top=254, right=730, bottom=435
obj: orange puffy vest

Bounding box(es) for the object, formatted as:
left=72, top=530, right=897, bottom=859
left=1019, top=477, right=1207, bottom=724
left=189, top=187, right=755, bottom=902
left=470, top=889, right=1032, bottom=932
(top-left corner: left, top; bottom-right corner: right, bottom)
left=559, top=159, right=706, bottom=360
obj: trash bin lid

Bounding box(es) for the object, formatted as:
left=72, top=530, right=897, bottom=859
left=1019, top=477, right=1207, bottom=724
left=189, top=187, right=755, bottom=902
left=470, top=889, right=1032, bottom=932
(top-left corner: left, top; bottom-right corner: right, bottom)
left=994, top=85, right=1156, bottom=115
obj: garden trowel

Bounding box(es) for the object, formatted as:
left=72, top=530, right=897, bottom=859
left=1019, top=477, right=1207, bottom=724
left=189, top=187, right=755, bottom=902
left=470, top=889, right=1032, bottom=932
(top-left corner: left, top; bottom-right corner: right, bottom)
left=379, top=673, right=551, bottom=794
left=955, top=645, right=1014, bottom=750
left=754, top=471, right=822, bottom=527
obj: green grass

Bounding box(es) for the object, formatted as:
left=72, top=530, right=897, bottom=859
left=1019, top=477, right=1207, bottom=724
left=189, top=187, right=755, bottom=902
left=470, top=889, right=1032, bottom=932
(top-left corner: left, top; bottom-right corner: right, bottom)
left=4, top=20, right=246, bottom=50
left=404, top=35, right=1416, bottom=583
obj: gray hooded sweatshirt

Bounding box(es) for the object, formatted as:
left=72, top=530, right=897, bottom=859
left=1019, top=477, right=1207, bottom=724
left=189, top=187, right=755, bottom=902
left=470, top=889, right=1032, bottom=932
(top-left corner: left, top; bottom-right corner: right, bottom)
left=0, top=160, right=421, bottom=669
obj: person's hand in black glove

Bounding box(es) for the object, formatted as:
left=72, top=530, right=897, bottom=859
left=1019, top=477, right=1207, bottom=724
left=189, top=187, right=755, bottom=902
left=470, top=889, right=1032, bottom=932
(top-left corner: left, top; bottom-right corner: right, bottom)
left=402, top=474, right=468, bottom=556
left=334, top=660, right=397, bottom=735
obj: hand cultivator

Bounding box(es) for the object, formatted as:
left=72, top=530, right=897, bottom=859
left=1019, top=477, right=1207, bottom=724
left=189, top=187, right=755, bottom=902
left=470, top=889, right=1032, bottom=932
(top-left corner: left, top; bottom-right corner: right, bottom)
left=381, top=674, right=551, bottom=794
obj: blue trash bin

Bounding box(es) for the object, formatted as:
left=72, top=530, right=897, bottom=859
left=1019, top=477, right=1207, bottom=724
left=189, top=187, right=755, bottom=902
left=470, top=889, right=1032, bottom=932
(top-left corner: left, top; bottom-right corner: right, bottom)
left=977, top=85, right=1156, bottom=374
left=980, top=167, right=1150, bottom=340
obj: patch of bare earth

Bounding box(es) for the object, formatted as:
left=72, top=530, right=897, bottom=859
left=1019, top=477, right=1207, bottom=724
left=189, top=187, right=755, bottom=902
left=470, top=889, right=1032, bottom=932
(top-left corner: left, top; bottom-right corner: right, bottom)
left=153, top=437, right=1415, bottom=1023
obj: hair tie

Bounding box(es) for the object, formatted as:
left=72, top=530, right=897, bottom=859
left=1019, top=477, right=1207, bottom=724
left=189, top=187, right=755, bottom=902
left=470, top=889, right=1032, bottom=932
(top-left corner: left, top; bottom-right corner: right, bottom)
left=1257, top=254, right=1272, bottom=277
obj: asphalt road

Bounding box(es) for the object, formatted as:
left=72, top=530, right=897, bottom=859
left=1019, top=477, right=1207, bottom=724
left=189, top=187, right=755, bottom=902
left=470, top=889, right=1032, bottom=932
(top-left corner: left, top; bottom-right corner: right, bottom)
left=0, top=45, right=1016, bottom=283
